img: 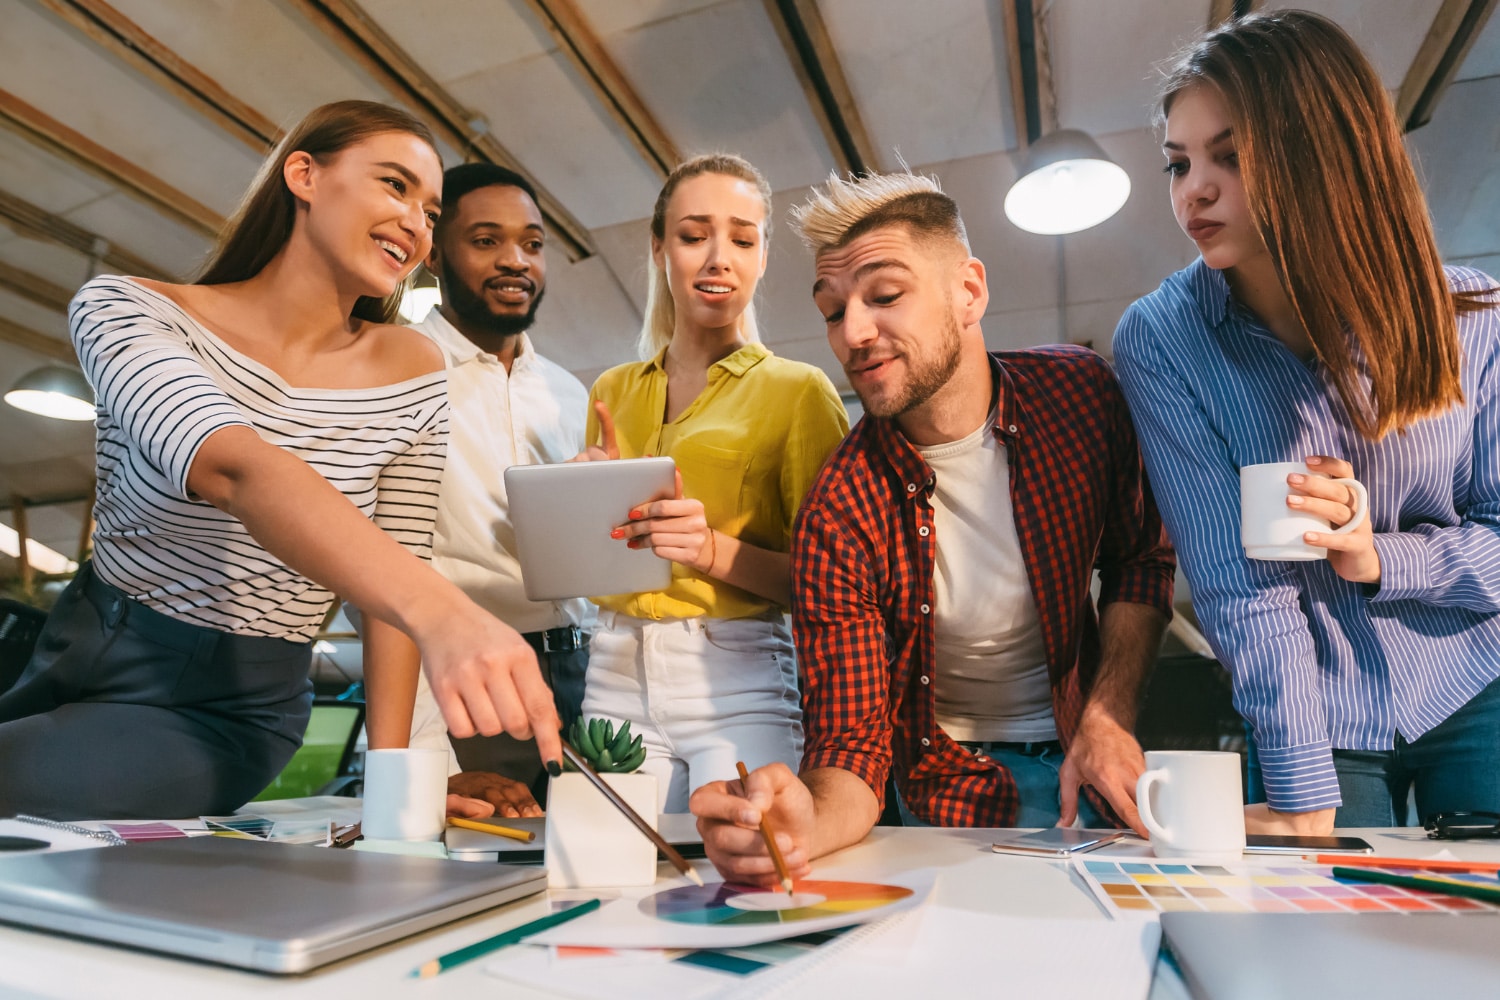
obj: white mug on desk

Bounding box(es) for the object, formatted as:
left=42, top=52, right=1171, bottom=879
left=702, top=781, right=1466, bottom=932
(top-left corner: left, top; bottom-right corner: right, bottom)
left=1241, top=462, right=1368, bottom=561
left=361, top=748, right=448, bottom=842
left=1136, top=750, right=1245, bottom=862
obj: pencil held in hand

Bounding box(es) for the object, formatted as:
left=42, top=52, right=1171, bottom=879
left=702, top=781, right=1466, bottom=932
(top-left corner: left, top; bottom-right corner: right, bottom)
left=737, top=761, right=794, bottom=896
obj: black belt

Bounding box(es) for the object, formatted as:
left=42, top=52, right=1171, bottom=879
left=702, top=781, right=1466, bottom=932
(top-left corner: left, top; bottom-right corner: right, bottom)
left=523, top=625, right=584, bottom=654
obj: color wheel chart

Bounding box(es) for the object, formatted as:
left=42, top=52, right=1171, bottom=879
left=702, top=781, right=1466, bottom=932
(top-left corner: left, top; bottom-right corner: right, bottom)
left=641, top=880, right=913, bottom=926
left=1076, top=859, right=1500, bottom=917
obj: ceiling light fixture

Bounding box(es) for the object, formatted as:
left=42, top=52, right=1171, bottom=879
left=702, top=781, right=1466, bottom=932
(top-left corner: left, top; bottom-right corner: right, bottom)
left=1004, top=129, right=1131, bottom=235
left=396, top=267, right=443, bottom=324
left=1003, top=0, right=1129, bottom=235
left=4, top=366, right=95, bottom=422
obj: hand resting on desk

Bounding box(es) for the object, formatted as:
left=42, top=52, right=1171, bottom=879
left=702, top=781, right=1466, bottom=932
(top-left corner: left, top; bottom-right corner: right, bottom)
left=1244, top=803, right=1336, bottom=836
left=447, top=772, right=543, bottom=819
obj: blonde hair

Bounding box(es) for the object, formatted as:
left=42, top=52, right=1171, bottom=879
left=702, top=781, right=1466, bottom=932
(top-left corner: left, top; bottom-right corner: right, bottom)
left=1160, top=10, right=1482, bottom=439
left=792, top=170, right=969, bottom=255
left=637, top=153, right=773, bottom=361
left=198, top=100, right=437, bottom=325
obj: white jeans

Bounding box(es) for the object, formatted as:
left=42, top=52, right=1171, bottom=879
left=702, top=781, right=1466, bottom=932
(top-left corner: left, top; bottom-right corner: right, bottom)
left=582, top=611, right=803, bottom=813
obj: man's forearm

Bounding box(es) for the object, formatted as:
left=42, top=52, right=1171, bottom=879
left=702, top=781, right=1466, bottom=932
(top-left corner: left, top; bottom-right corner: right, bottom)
left=803, top=766, right=882, bottom=860
left=1089, top=601, right=1169, bottom=727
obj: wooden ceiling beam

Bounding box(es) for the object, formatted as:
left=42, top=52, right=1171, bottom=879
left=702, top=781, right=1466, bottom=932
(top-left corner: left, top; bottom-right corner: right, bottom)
left=0, top=260, right=74, bottom=314
left=522, top=0, right=679, bottom=178
left=1398, top=0, right=1497, bottom=132
left=1000, top=0, right=1032, bottom=151
left=0, top=314, right=76, bottom=365
left=0, top=188, right=171, bottom=282
left=30, top=0, right=281, bottom=153
left=763, top=0, right=877, bottom=175
left=284, top=0, right=596, bottom=261
left=0, top=89, right=223, bottom=238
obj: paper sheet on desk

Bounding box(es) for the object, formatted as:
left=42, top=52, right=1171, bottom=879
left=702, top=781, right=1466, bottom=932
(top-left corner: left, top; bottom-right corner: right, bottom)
left=489, top=907, right=1159, bottom=1000
left=488, top=910, right=922, bottom=1000
left=531, top=870, right=936, bottom=949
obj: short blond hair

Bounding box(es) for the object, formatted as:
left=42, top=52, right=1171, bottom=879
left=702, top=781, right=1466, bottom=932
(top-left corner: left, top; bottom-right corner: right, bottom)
left=791, top=170, right=969, bottom=256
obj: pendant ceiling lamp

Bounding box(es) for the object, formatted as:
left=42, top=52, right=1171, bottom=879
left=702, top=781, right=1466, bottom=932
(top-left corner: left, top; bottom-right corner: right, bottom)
left=4, top=365, right=95, bottom=421
left=1004, top=128, right=1131, bottom=235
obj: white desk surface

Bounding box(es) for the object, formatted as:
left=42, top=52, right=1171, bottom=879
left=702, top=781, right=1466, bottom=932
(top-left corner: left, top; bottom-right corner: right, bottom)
left=2, top=826, right=1496, bottom=999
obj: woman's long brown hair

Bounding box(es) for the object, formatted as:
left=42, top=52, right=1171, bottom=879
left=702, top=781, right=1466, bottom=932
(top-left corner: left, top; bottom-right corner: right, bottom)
left=197, top=100, right=438, bottom=325
left=1161, top=10, right=1487, bottom=439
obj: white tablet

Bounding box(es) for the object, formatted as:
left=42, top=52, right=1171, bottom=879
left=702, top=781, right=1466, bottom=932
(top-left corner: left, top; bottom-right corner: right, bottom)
left=505, top=457, right=677, bottom=601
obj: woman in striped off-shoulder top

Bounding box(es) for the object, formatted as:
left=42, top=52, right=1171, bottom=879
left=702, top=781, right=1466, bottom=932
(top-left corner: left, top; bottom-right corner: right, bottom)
left=0, top=101, right=562, bottom=819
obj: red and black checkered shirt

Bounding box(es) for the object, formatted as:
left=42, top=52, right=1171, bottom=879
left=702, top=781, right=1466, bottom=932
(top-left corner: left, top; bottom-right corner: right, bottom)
left=793, top=347, right=1175, bottom=827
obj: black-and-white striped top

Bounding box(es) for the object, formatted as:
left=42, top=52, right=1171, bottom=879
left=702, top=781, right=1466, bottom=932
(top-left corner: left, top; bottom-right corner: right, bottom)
left=69, top=275, right=449, bottom=640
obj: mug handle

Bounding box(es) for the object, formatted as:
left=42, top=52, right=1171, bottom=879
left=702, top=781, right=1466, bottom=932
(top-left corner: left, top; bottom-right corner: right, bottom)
left=1325, top=478, right=1369, bottom=535
left=1135, top=768, right=1172, bottom=844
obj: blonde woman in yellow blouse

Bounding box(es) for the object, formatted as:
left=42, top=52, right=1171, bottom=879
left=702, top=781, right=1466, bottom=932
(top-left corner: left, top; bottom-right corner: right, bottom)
left=584, top=153, right=849, bottom=812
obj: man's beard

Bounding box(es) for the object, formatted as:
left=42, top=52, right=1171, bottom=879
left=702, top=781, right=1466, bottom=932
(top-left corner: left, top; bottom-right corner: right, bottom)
left=438, top=260, right=545, bottom=338
left=850, top=310, right=963, bottom=419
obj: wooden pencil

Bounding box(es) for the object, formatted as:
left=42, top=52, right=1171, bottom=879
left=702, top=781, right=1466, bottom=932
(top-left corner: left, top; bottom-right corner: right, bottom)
left=1308, top=854, right=1500, bottom=874
left=446, top=816, right=536, bottom=843
left=737, top=761, right=794, bottom=896
left=559, top=740, right=703, bottom=886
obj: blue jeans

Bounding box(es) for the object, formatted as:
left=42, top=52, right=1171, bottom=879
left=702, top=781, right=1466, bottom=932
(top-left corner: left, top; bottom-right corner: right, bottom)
left=896, top=740, right=1107, bottom=827
left=1245, top=673, right=1500, bottom=827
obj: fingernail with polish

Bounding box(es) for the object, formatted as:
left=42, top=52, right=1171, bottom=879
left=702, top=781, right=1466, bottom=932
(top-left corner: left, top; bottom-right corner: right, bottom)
left=546, top=760, right=562, bottom=777
left=629, top=509, right=643, bottom=520
left=610, top=528, right=625, bottom=539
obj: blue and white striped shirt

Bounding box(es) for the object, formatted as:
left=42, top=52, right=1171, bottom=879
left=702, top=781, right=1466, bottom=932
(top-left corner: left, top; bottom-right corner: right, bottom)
left=1113, top=258, right=1500, bottom=812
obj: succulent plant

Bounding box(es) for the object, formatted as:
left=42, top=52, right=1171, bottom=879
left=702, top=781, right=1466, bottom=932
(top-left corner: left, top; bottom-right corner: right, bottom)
left=565, top=716, right=647, bottom=773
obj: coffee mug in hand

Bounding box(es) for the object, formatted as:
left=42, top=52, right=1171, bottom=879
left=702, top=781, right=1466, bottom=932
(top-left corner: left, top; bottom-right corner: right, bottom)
left=1135, top=750, right=1245, bottom=861
left=361, top=748, right=448, bottom=841
left=1240, top=462, right=1369, bottom=561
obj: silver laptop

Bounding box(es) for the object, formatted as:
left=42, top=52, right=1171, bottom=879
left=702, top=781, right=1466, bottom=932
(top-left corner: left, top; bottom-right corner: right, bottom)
left=505, top=457, right=677, bottom=601
left=0, top=836, right=545, bottom=974
left=1160, top=911, right=1500, bottom=999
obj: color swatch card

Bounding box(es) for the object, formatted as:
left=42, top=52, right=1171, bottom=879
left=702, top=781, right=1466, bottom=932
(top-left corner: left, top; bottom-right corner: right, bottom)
left=1076, top=858, right=1500, bottom=918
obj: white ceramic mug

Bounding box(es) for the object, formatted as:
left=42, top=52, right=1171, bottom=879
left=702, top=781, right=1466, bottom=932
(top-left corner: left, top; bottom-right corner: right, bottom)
left=1240, top=462, right=1369, bottom=561
left=361, top=748, right=448, bottom=842
left=1135, top=750, right=1245, bottom=861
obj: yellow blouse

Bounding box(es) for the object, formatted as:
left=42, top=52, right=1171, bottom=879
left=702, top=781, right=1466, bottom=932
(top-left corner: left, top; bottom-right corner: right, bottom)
left=586, top=342, right=849, bottom=620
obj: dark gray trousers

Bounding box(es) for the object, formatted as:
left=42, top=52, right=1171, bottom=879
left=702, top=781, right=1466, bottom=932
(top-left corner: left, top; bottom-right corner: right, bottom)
left=0, top=564, right=312, bottom=820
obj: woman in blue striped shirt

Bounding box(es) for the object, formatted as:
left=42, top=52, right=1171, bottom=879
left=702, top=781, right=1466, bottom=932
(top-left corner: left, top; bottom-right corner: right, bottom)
left=1114, top=11, right=1500, bottom=832
left=0, top=102, right=562, bottom=819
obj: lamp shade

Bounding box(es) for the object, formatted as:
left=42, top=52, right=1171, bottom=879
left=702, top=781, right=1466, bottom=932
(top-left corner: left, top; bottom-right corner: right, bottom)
left=1004, top=129, right=1131, bottom=236
left=4, top=365, right=96, bottom=421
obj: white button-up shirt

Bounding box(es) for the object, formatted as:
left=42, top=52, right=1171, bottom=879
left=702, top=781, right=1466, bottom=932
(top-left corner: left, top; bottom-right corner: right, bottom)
left=406, top=308, right=594, bottom=763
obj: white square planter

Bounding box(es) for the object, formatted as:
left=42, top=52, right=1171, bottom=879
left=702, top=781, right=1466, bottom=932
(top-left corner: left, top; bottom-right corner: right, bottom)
left=544, top=771, right=659, bottom=888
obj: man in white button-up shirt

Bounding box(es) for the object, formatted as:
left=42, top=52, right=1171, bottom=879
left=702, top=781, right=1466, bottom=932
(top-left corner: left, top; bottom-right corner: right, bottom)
left=407, top=163, right=594, bottom=817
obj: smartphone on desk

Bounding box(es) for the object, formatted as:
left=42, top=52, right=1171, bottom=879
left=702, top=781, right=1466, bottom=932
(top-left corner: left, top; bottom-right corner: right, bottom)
left=1243, top=834, right=1374, bottom=855
left=991, top=828, right=1127, bottom=858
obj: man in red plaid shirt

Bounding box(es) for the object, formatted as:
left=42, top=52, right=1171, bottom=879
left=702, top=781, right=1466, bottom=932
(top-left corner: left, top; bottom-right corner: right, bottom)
left=692, top=171, right=1175, bottom=885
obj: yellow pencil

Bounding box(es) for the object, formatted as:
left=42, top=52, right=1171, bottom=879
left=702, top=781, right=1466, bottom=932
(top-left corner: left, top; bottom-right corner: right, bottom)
left=446, top=816, right=537, bottom=843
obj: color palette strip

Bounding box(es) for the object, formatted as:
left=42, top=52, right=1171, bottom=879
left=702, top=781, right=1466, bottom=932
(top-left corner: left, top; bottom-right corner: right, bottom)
left=1076, top=859, right=1500, bottom=918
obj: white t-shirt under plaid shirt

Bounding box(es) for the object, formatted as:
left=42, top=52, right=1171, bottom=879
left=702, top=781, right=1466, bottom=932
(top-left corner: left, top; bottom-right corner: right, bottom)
left=69, top=275, right=449, bottom=640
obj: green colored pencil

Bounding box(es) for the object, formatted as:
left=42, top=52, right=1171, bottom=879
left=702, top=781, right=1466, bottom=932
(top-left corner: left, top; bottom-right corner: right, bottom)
left=412, top=898, right=602, bottom=978
left=1331, top=866, right=1500, bottom=906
